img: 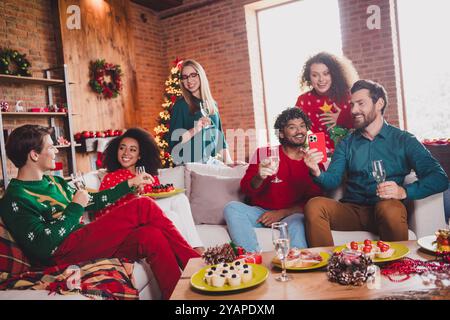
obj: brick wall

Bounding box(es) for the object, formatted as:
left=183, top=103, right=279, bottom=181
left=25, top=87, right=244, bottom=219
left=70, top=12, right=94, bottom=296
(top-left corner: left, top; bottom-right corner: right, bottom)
left=339, top=0, right=403, bottom=128
left=129, top=2, right=166, bottom=133
left=0, top=0, right=62, bottom=110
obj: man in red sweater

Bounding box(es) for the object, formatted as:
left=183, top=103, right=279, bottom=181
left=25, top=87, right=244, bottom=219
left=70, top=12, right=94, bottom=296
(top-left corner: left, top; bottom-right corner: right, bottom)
left=224, top=108, right=323, bottom=252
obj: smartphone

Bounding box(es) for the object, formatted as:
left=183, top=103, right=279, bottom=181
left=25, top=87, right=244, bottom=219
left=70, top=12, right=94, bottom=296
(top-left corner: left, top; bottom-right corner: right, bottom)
left=308, top=132, right=327, bottom=163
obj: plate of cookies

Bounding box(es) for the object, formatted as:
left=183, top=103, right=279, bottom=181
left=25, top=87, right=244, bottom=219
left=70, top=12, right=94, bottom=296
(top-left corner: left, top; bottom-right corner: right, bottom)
left=190, top=260, right=269, bottom=293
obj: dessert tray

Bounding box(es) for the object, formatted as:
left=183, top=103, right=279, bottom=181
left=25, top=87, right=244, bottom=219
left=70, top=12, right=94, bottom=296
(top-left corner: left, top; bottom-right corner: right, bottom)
left=334, top=240, right=410, bottom=263
left=143, top=188, right=185, bottom=199
left=190, top=262, right=269, bottom=293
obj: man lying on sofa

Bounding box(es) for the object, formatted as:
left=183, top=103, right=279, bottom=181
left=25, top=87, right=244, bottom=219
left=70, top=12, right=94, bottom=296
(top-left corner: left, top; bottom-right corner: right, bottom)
left=224, top=108, right=323, bottom=252
left=0, top=125, right=199, bottom=300
left=303, top=79, right=448, bottom=247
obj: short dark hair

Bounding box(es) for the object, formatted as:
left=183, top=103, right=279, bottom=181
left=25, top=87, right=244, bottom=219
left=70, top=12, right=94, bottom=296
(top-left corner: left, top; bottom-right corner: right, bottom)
left=102, top=127, right=162, bottom=176
left=5, top=125, right=53, bottom=168
left=274, top=108, right=312, bottom=144
left=350, top=80, right=388, bottom=114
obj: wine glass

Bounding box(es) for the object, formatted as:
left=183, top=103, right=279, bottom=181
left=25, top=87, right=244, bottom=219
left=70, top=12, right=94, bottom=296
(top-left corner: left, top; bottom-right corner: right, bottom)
left=272, top=222, right=291, bottom=282
left=372, top=160, right=386, bottom=184
left=136, top=166, right=146, bottom=175
left=268, top=146, right=282, bottom=183
left=199, top=102, right=214, bottom=129
left=71, top=171, right=93, bottom=205
left=70, top=171, right=86, bottom=191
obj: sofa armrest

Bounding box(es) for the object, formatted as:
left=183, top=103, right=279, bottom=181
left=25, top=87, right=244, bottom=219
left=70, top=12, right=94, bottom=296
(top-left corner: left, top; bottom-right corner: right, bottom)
left=406, top=192, right=446, bottom=238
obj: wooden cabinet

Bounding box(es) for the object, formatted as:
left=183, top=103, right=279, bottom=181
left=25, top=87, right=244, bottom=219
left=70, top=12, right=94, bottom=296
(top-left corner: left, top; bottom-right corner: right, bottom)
left=0, top=65, right=78, bottom=189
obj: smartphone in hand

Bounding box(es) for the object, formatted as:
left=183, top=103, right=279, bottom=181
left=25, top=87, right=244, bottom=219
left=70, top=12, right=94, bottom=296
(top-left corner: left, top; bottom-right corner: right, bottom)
left=307, top=132, right=327, bottom=163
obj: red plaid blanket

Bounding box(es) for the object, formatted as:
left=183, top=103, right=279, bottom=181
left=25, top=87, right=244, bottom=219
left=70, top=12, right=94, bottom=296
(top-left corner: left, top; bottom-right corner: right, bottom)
left=0, top=258, right=139, bottom=300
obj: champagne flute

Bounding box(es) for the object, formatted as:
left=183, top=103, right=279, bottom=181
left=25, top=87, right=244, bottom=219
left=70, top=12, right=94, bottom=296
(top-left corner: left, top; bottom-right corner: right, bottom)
left=199, top=102, right=214, bottom=129
left=70, top=171, right=93, bottom=205
left=136, top=166, right=146, bottom=175
left=70, top=171, right=86, bottom=191
left=272, top=222, right=291, bottom=282
left=372, top=160, right=386, bottom=184
left=269, top=146, right=282, bottom=183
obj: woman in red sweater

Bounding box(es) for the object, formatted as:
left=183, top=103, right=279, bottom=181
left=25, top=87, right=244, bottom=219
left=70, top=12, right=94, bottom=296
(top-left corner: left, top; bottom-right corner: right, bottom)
left=96, top=128, right=204, bottom=252
left=295, top=52, right=359, bottom=152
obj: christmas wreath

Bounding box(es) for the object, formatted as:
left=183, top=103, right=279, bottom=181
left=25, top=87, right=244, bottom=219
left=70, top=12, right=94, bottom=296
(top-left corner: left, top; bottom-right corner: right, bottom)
left=0, top=48, right=32, bottom=76
left=89, top=59, right=123, bottom=99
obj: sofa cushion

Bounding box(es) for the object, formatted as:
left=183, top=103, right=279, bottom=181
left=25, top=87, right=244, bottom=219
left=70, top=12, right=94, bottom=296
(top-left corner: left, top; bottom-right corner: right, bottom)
left=184, top=163, right=248, bottom=198
left=158, top=165, right=185, bottom=190
left=0, top=218, right=31, bottom=274
left=189, top=171, right=245, bottom=225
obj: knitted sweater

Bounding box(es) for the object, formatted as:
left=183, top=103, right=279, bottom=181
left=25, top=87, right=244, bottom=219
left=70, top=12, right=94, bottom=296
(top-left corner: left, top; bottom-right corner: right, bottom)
left=0, top=175, right=132, bottom=265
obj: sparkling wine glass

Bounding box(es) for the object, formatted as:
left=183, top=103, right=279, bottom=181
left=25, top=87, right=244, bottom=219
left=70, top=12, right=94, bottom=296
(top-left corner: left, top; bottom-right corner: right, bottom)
left=372, top=160, right=386, bottom=184
left=71, top=171, right=93, bottom=205
left=136, top=166, right=146, bottom=175
left=269, top=146, right=282, bottom=183
left=199, top=102, right=214, bottom=129
left=70, top=171, right=86, bottom=191
left=272, top=222, right=291, bottom=282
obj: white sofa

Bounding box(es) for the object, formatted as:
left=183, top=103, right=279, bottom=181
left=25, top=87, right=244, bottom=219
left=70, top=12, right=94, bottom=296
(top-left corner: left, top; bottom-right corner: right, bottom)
left=1, top=163, right=445, bottom=300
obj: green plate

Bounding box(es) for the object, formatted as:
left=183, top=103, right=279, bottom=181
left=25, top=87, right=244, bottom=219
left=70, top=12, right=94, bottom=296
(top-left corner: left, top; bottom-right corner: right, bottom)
left=272, top=252, right=330, bottom=271
left=143, top=188, right=185, bottom=199
left=333, top=241, right=410, bottom=263
left=190, top=263, right=269, bottom=293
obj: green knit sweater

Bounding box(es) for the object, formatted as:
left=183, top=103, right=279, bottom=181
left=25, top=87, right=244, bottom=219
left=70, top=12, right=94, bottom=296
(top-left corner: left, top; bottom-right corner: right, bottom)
left=0, top=175, right=132, bottom=265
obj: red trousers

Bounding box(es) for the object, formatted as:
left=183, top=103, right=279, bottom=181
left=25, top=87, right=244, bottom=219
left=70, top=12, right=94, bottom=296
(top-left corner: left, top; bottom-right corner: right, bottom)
left=52, top=197, right=200, bottom=300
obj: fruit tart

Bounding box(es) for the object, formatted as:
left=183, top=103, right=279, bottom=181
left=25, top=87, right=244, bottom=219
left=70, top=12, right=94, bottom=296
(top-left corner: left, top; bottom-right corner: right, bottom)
left=433, top=229, right=450, bottom=252
left=346, top=239, right=395, bottom=259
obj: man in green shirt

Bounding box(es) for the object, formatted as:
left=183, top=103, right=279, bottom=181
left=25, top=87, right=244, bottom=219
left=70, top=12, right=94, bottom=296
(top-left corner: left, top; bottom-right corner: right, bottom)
left=0, top=125, right=199, bottom=299
left=303, top=80, right=448, bottom=247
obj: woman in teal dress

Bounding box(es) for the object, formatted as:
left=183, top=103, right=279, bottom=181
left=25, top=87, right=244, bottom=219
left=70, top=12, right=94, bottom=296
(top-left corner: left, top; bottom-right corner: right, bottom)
left=168, top=59, right=231, bottom=165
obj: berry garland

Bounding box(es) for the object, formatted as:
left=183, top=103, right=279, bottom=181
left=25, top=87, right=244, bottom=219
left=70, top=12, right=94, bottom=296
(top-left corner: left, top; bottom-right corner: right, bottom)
left=89, top=59, right=123, bottom=99
left=0, top=48, right=32, bottom=76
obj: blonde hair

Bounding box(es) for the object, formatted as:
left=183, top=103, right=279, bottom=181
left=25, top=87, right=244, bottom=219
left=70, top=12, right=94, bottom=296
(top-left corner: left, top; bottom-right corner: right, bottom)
left=180, top=59, right=217, bottom=115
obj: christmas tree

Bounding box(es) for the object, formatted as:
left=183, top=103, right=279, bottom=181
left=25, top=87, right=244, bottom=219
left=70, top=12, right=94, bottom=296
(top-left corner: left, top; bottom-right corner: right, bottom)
left=154, top=58, right=183, bottom=168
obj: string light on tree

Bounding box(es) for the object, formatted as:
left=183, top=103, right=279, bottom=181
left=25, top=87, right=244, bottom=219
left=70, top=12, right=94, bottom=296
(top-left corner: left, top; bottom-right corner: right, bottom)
left=154, top=58, right=183, bottom=168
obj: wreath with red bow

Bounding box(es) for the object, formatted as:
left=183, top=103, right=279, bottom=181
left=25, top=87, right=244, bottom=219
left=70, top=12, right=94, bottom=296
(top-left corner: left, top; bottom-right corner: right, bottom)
left=89, top=59, right=123, bottom=99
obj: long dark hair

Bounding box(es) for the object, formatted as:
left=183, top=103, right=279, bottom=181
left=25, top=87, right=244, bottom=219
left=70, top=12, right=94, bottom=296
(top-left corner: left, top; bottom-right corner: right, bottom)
left=102, top=128, right=162, bottom=176
left=300, top=52, right=359, bottom=104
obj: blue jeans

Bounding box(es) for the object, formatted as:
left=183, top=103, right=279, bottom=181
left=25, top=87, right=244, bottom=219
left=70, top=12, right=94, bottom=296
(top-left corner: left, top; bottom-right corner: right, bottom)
left=223, top=201, right=308, bottom=252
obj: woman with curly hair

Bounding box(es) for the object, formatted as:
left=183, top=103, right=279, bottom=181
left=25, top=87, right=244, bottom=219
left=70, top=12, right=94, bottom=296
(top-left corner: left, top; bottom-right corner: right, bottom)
left=97, top=128, right=204, bottom=252
left=296, top=52, right=359, bottom=151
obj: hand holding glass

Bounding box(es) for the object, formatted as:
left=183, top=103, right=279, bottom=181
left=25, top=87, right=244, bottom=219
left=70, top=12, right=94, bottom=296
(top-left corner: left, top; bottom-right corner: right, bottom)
left=372, top=160, right=386, bottom=184
left=71, top=171, right=93, bottom=205
left=70, top=171, right=86, bottom=190
left=272, top=222, right=291, bottom=282
left=199, top=102, right=214, bottom=129
left=268, top=146, right=282, bottom=183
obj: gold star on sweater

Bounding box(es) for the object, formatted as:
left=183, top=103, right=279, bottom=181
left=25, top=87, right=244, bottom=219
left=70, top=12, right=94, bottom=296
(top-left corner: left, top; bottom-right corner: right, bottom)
left=319, top=102, right=333, bottom=113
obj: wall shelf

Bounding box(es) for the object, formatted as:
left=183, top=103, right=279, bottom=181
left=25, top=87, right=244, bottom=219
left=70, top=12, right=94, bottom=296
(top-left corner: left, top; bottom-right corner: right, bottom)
left=0, top=74, right=64, bottom=86
left=1, top=112, right=68, bottom=117
left=0, top=65, right=77, bottom=188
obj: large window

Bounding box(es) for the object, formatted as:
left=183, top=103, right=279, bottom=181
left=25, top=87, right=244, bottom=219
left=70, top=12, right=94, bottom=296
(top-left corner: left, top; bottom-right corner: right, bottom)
left=397, top=0, right=450, bottom=140
left=258, top=0, right=342, bottom=144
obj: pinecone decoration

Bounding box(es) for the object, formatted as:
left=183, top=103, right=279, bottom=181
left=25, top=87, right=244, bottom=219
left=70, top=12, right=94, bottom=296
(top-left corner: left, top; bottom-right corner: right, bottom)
left=327, top=251, right=375, bottom=286
left=202, top=243, right=236, bottom=265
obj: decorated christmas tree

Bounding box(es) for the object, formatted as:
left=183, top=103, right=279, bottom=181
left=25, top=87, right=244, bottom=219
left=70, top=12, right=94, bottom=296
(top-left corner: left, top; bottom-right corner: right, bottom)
left=154, top=58, right=183, bottom=168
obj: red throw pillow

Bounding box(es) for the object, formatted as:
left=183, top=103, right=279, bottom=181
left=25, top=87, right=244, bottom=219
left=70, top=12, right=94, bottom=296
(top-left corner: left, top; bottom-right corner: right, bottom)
left=0, top=218, right=31, bottom=274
